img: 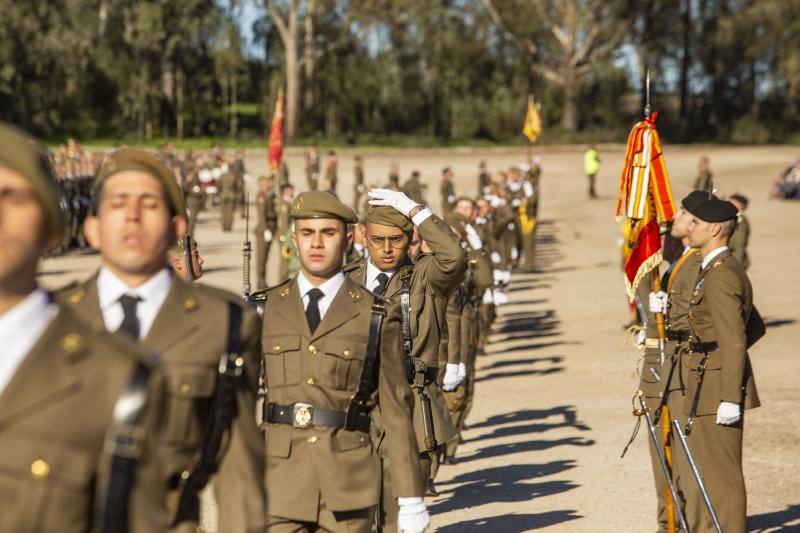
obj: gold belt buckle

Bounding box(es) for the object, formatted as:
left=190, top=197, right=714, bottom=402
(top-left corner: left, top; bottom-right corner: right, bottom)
left=293, top=403, right=314, bottom=428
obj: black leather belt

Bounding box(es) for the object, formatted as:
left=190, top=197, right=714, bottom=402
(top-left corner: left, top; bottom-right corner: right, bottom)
left=689, top=340, right=718, bottom=353
left=265, top=402, right=371, bottom=434
left=667, top=329, right=691, bottom=342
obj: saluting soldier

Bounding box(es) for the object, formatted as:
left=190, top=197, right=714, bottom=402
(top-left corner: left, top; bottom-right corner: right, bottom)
left=676, top=196, right=762, bottom=533
left=642, top=191, right=706, bottom=531
left=344, top=188, right=466, bottom=529
left=259, top=191, right=428, bottom=533
left=0, top=122, right=167, bottom=532
left=57, top=148, right=266, bottom=533
left=219, top=164, right=238, bottom=232
left=254, top=175, right=278, bottom=289
left=277, top=182, right=295, bottom=281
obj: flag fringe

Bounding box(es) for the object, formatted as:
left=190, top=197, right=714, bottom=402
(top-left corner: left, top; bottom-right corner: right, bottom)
left=624, top=249, right=663, bottom=302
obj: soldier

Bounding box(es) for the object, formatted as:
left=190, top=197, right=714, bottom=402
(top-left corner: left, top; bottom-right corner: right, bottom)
left=727, top=193, right=750, bottom=270
left=675, top=196, right=762, bottom=533
left=642, top=191, right=706, bottom=532
left=277, top=182, right=295, bottom=281
left=259, top=191, right=428, bottom=532
left=232, top=148, right=247, bottom=219
left=344, top=188, right=466, bottom=529
left=58, top=148, right=266, bottom=533
left=477, top=160, right=491, bottom=195
left=183, top=161, right=206, bottom=237
left=583, top=145, right=600, bottom=199
left=440, top=167, right=456, bottom=215
left=0, top=122, right=166, bottom=532
left=304, top=150, right=317, bottom=191
left=353, top=155, right=366, bottom=217
left=254, top=175, right=278, bottom=289
left=325, top=150, right=339, bottom=194
left=402, top=170, right=424, bottom=204
left=219, top=162, right=238, bottom=232
left=693, top=156, right=714, bottom=193
left=386, top=162, right=401, bottom=191
left=167, top=235, right=205, bottom=282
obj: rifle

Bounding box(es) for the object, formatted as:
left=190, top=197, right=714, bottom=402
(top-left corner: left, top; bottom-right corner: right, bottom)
left=242, top=191, right=252, bottom=300
left=183, top=234, right=195, bottom=282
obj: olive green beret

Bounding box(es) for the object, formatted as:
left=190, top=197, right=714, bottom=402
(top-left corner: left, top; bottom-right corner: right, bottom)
left=95, top=147, right=186, bottom=219
left=290, top=190, right=357, bottom=223
left=366, top=205, right=413, bottom=233
left=0, top=122, right=63, bottom=239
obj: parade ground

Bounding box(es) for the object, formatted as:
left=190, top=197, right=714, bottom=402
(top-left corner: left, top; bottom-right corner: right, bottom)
left=39, top=145, right=800, bottom=532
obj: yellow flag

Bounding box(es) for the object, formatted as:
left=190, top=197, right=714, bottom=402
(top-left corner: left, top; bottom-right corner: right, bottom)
left=522, top=95, right=542, bottom=143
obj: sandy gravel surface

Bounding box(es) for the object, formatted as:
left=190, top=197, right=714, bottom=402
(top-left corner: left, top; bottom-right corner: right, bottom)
left=40, top=144, right=800, bottom=532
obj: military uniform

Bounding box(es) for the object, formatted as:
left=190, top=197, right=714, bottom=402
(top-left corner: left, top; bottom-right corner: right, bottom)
left=693, top=168, right=713, bottom=194
left=183, top=173, right=205, bottom=237
left=402, top=177, right=424, bottom=204
left=231, top=157, right=247, bottom=219
left=675, top=249, right=760, bottom=533
left=219, top=169, right=238, bottom=232
left=255, top=188, right=278, bottom=289
left=276, top=196, right=293, bottom=281
left=728, top=213, right=750, bottom=270
left=353, top=160, right=366, bottom=218
left=439, top=178, right=455, bottom=215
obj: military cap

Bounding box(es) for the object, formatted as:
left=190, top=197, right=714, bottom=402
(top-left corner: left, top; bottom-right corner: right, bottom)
left=0, top=122, right=64, bottom=239
left=691, top=197, right=739, bottom=222
left=94, top=147, right=186, bottom=219
left=366, top=205, right=413, bottom=233
left=290, top=190, right=357, bottom=223
left=681, top=190, right=717, bottom=215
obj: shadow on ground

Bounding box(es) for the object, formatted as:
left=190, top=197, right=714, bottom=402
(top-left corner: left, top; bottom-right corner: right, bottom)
left=437, top=510, right=581, bottom=532
left=748, top=504, right=800, bottom=532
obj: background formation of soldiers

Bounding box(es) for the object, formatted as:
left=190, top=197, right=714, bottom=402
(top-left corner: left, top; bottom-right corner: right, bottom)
left=1, top=122, right=541, bottom=533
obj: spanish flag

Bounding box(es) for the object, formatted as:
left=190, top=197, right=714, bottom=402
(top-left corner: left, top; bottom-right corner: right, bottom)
left=267, top=89, right=284, bottom=174
left=522, top=95, right=542, bottom=143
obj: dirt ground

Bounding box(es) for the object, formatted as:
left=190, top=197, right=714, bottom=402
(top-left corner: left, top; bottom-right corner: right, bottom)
left=39, top=144, right=800, bottom=532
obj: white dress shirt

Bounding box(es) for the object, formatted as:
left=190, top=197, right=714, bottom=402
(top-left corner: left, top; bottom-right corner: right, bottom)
left=97, top=267, right=172, bottom=339
left=365, top=258, right=397, bottom=293
left=702, top=246, right=729, bottom=270
left=0, top=289, right=58, bottom=394
left=296, top=270, right=345, bottom=321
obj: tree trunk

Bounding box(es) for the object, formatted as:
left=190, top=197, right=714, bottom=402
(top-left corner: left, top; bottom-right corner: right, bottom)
left=230, top=67, right=238, bottom=137
left=561, top=68, right=579, bottom=131
left=285, top=43, right=300, bottom=140
left=176, top=67, right=184, bottom=140
left=679, top=0, right=690, bottom=121
left=303, top=0, right=316, bottom=110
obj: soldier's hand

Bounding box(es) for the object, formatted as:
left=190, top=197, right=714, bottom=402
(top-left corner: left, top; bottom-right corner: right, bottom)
left=457, top=362, right=467, bottom=381
left=464, top=223, right=483, bottom=250
left=648, top=291, right=668, bottom=314
left=442, top=364, right=461, bottom=391
left=368, top=188, right=419, bottom=218
left=490, top=251, right=502, bottom=265
left=264, top=230, right=273, bottom=242
left=716, top=401, right=741, bottom=425
left=397, top=497, right=430, bottom=533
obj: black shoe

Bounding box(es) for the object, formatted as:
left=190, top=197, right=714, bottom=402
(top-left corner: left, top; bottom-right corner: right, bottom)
left=441, top=456, right=457, bottom=466
left=426, top=480, right=439, bottom=497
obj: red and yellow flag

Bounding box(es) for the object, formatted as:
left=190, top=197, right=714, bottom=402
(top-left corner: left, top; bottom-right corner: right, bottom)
left=267, top=89, right=284, bottom=174
left=522, top=95, right=542, bottom=143
left=616, top=113, right=675, bottom=300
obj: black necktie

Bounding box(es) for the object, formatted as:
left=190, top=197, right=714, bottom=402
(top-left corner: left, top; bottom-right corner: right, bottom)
left=305, top=288, right=324, bottom=334
left=118, top=294, right=142, bottom=340
left=374, top=273, right=390, bottom=296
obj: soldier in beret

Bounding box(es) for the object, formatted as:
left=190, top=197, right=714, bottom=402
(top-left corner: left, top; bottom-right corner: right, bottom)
left=259, top=191, right=428, bottom=532
left=56, top=147, right=266, bottom=533
left=343, top=187, right=466, bottom=529
left=0, top=122, right=167, bottom=532
left=675, top=195, right=762, bottom=533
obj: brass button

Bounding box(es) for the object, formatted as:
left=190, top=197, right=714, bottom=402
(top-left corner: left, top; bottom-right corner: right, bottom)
left=306, top=377, right=317, bottom=386
left=235, top=356, right=244, bottom=367
left=359, top=436, right=366, bottom=444
left=343, top=349, right=351, bottom=358
left=273, top=344, right=281, bottom=352
left=308, top=436, right=318, bottom=444
left=309, top=344, right=317, bottom=354
left=31, top=459, right=50, bottom=480
left=179, top=383, right=191, bottom=396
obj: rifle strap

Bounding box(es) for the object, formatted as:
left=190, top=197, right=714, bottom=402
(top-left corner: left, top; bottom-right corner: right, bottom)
left=345, top=297, right=385, bottom=431
left=96, top=361, right=151, bottom=533
left=171, top=302, right=243, bottom=526
left=400, top=273, right=412, bottom=358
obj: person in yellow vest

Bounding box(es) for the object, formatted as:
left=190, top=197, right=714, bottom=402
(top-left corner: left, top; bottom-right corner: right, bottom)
left=584, top=145, right=600, bottom=199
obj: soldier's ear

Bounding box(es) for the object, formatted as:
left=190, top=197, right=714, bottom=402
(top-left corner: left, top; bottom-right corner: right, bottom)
left=83, top=216, right=101, bottom=251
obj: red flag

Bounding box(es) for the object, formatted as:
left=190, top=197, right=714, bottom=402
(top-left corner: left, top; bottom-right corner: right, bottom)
left=268, top=89, right=284, bottom=174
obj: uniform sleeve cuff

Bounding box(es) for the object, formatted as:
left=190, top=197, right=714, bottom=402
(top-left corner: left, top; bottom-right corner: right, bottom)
left=411, top=207, right=433, bottom=226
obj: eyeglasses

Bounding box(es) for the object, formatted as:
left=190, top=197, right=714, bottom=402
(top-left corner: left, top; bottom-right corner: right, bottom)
left=366, top=234, right=408, bottom=249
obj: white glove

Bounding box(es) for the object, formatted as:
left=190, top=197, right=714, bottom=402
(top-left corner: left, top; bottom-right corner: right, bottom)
left=716, top=401, right=741, bottom=425
left=457, top=362, right=467, bottom=381
left=648, top=291, right=668, bottom=314
left=511, top=198, right=521, bottom=207
left=493, top=269, right=504, bottom=285
left=442, top=363, right=460, bottom=392
left=482, top=288, right=494, bottom=305
left=493, top=290, right=508, bottom=306
left=464, top=223, right=482, bottom=250
left=490, top=251, right=502, bottom=265
left=368, top=188, right=419, bottom=218
left=397, top=497, right=430, bottom=533
left=263, top=230, right=273, bottom=242
left=510, top=247, right=519, bottom=260
left=447, top=194, right=456, bottom=204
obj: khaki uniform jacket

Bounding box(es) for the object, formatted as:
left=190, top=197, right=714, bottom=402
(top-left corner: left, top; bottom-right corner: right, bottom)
left=261, top=277, right=424, bottom=520
left=728, top=214, right=750, bottom=270
left=344, top=213, right=466, bottom=450
left=401, top=179, right=424, bottom=204
left=276, top=198, right=291, bottom=240
left=57, top=274, right=266, bottom=530
left=0, top=304, right=166, bottom=533
left=684, top=250, right=760, bottom=417
left=255, top=191, right=278, bottom=235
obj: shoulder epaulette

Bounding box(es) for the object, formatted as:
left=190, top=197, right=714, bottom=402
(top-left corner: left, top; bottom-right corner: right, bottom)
left=343, top=259, right=365, bottom=273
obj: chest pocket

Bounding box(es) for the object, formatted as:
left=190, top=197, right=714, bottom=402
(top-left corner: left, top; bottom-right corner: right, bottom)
left=163, top=365, right=217, bottom=447
left=319, top=339, right=367, bottom=391
left=263, top=335, right=302, bottom=387
left=0, top=434, right=95, bottom=532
